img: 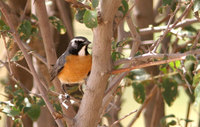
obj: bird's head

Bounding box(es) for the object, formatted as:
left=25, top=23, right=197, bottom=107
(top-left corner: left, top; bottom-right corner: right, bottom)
left=68, top=36, right=91, bottom=56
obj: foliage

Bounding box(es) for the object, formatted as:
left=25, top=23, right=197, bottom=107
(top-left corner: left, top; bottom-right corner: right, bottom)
left=1, top=0, right=200, bottom=126
left=160, top=77, right=178, bottom=106
left=49, top=16, right=66, bottom=34
left=0, top=85, right=44, bottom=124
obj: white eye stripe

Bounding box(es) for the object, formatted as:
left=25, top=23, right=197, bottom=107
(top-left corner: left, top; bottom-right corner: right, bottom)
left=71, top=38, right=84, bottom=42
left=71, top=38, right=85, bottom=48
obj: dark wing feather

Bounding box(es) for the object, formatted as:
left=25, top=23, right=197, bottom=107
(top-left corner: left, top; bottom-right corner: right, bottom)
left=50, top=51, right=68, bottom=81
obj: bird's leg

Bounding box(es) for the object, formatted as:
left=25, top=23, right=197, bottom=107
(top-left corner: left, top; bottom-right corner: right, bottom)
left=58, top=93, right=70, bottom=110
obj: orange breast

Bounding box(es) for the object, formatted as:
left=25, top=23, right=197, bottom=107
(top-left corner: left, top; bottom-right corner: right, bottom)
left=58, top=55, right=92, bottom=84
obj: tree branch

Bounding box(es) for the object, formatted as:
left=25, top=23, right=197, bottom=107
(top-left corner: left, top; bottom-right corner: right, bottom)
left=139, top=18, right=198, bottom=35
left=114, top=49, right=200, bottom=66
left=128, top=85, right=157, bottom=127
left=0, top=1, right=65, bottom=127
left=56, top=0, right=74, bottom=39
left=74, top=0, right=122, bottom=127
left=112, top=57, right=184, bottom=74
left=109, top=109, right=137, bottom=127
left=101, top=8, right=142, bottom=122
left=34, top=1, right=75, bottom=125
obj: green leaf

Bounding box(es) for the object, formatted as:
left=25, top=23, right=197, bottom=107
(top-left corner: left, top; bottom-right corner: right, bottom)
left=112, top=52, right=122, bottom=61
left=161, top=78, right=178, bottom=106
left=26, top=104, right=41, bottom=121
left=186, top=55, right=196, bottom=61
left=194, top=82, right=200, bottom=103
left=183, top=26, right=197, bottom=33
left=160, top=114, right=176, bottom=127
left=193, top=72, right=200, bottom=86
left=132, top=83, right=145, bottom=104
left=10, top=107, right=20, bottom=117
left=18, top=20, right=32, bottom=41
left=83, top=10, right=98, bottom=28
left=49, top=16, right=66, bottom=35
left=180, top=118, right=193, bottom=123
left=0, top=20, right=10, bottom=32
left=194, top=0, right=200, bottom=12
left=159, top=64, right=168, bottom=74
left=169, top=61, right=181, bottom=71
left=92, top=0, right=99, bottom=8
left=162, top=0, right=173, bottom=6
left=53, top=103, right=62, bottom=112
left=76, top=9, right=86, bottom=23
left=167, top=120, right=176, bottom=126
left=116, top=37, right=133, bottom=47
left=118, top=0, right=129, bottom=15
left=11, top=50, right=24, bottom=62
left=31, top=14, right=38, bottom=21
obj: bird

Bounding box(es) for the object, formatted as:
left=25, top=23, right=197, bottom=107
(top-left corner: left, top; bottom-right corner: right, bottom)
left=50, top=36, right=92, bottom=97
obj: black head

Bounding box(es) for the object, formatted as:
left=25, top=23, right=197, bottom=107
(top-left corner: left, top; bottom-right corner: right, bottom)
left=67, top=36, right=91, bottom=56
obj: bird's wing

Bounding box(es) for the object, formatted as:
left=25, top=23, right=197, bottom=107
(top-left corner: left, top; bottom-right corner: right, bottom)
left=50, top=52, right=68, bottom=81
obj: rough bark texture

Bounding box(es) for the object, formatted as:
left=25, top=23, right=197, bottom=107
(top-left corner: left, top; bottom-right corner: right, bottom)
left=133, top=0, right=165, bottom=127
left=73, top=1, right=121, bottom=127
left=6, top=0, right=33, bottom=126
left=35, top=1, right=76, bottom=126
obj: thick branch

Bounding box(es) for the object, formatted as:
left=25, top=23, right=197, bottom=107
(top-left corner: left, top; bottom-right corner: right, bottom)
left=0, top=1, right=64, bottom=127
left=74, top=0, right=121, bottom=127
left=56, top=0, right=74, bottom=39
left=34, top=1, right=75, bottom=125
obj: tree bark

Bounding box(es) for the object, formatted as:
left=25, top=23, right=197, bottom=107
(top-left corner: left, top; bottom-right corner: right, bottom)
left=6, top=0, right=33, bottom=126
left=74, top=1, right=121, bottom=127
left=133, top=0, right=165, bottom=127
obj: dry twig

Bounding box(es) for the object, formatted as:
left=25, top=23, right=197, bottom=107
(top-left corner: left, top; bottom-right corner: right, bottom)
left=128, top=85, right=157, bottom=127
left=0, top=1, right=65, bottom=127
left=109, top=109, right=137, bottom=127
left=139, top=18, right=199, bottom=35
left=112, top=57, right=185, bottom=74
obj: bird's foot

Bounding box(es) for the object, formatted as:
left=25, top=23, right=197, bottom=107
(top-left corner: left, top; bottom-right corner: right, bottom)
left=58, top=93, right=72, bottom=110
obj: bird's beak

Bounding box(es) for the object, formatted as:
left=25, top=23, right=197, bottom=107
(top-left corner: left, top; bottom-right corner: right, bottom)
left=84, top=40, right=91, bottom=45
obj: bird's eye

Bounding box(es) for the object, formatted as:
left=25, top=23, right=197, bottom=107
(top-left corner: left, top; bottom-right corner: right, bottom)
left=75, top=40, right=84, bottom=44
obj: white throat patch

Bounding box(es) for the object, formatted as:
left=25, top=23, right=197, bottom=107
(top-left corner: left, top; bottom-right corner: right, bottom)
left=78, top=45, right=86, bottom=56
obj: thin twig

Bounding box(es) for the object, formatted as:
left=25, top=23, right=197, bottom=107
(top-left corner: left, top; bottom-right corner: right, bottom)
left=13, top=61, right=32, bottom=75
left=115, top=3, right=135, bottom=29
left=112, top=57, right=185, bottom=74
left=185, top=101, right=192, bottom=127
left=128, top=85, right=157, bottom=127
left=20, top=0, right=30, bottom=21
left=114, top=48, right=200, bottom=66
left=192, top=30, right=200, bottom=49
left=126, top=12, right=141, bottom=55
left=150, top=87, right=160, bottom=127
left=151, top=2, right=181, bottom=52
left=0, top=60, right=37, bottom=96
left=1, top=34, right=13, bottom=75
left=0, top=1, right=65, bottom=126
left=56, top=0, right=74, bottom=39
left=109, top=109, right=137, bottom=127
left=139, top=18, right=199, bottom=35
left=176, top=60, right=192, bottom=93
left=22, top=43, right=48, bottom=66
left=0, top=93, right=10, bottom=98
left=101, top=10, right=142, bottom=120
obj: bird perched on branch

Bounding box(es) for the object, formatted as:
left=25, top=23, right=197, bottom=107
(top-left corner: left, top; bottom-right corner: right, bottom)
left=50, top=36, right=92, bottom=98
